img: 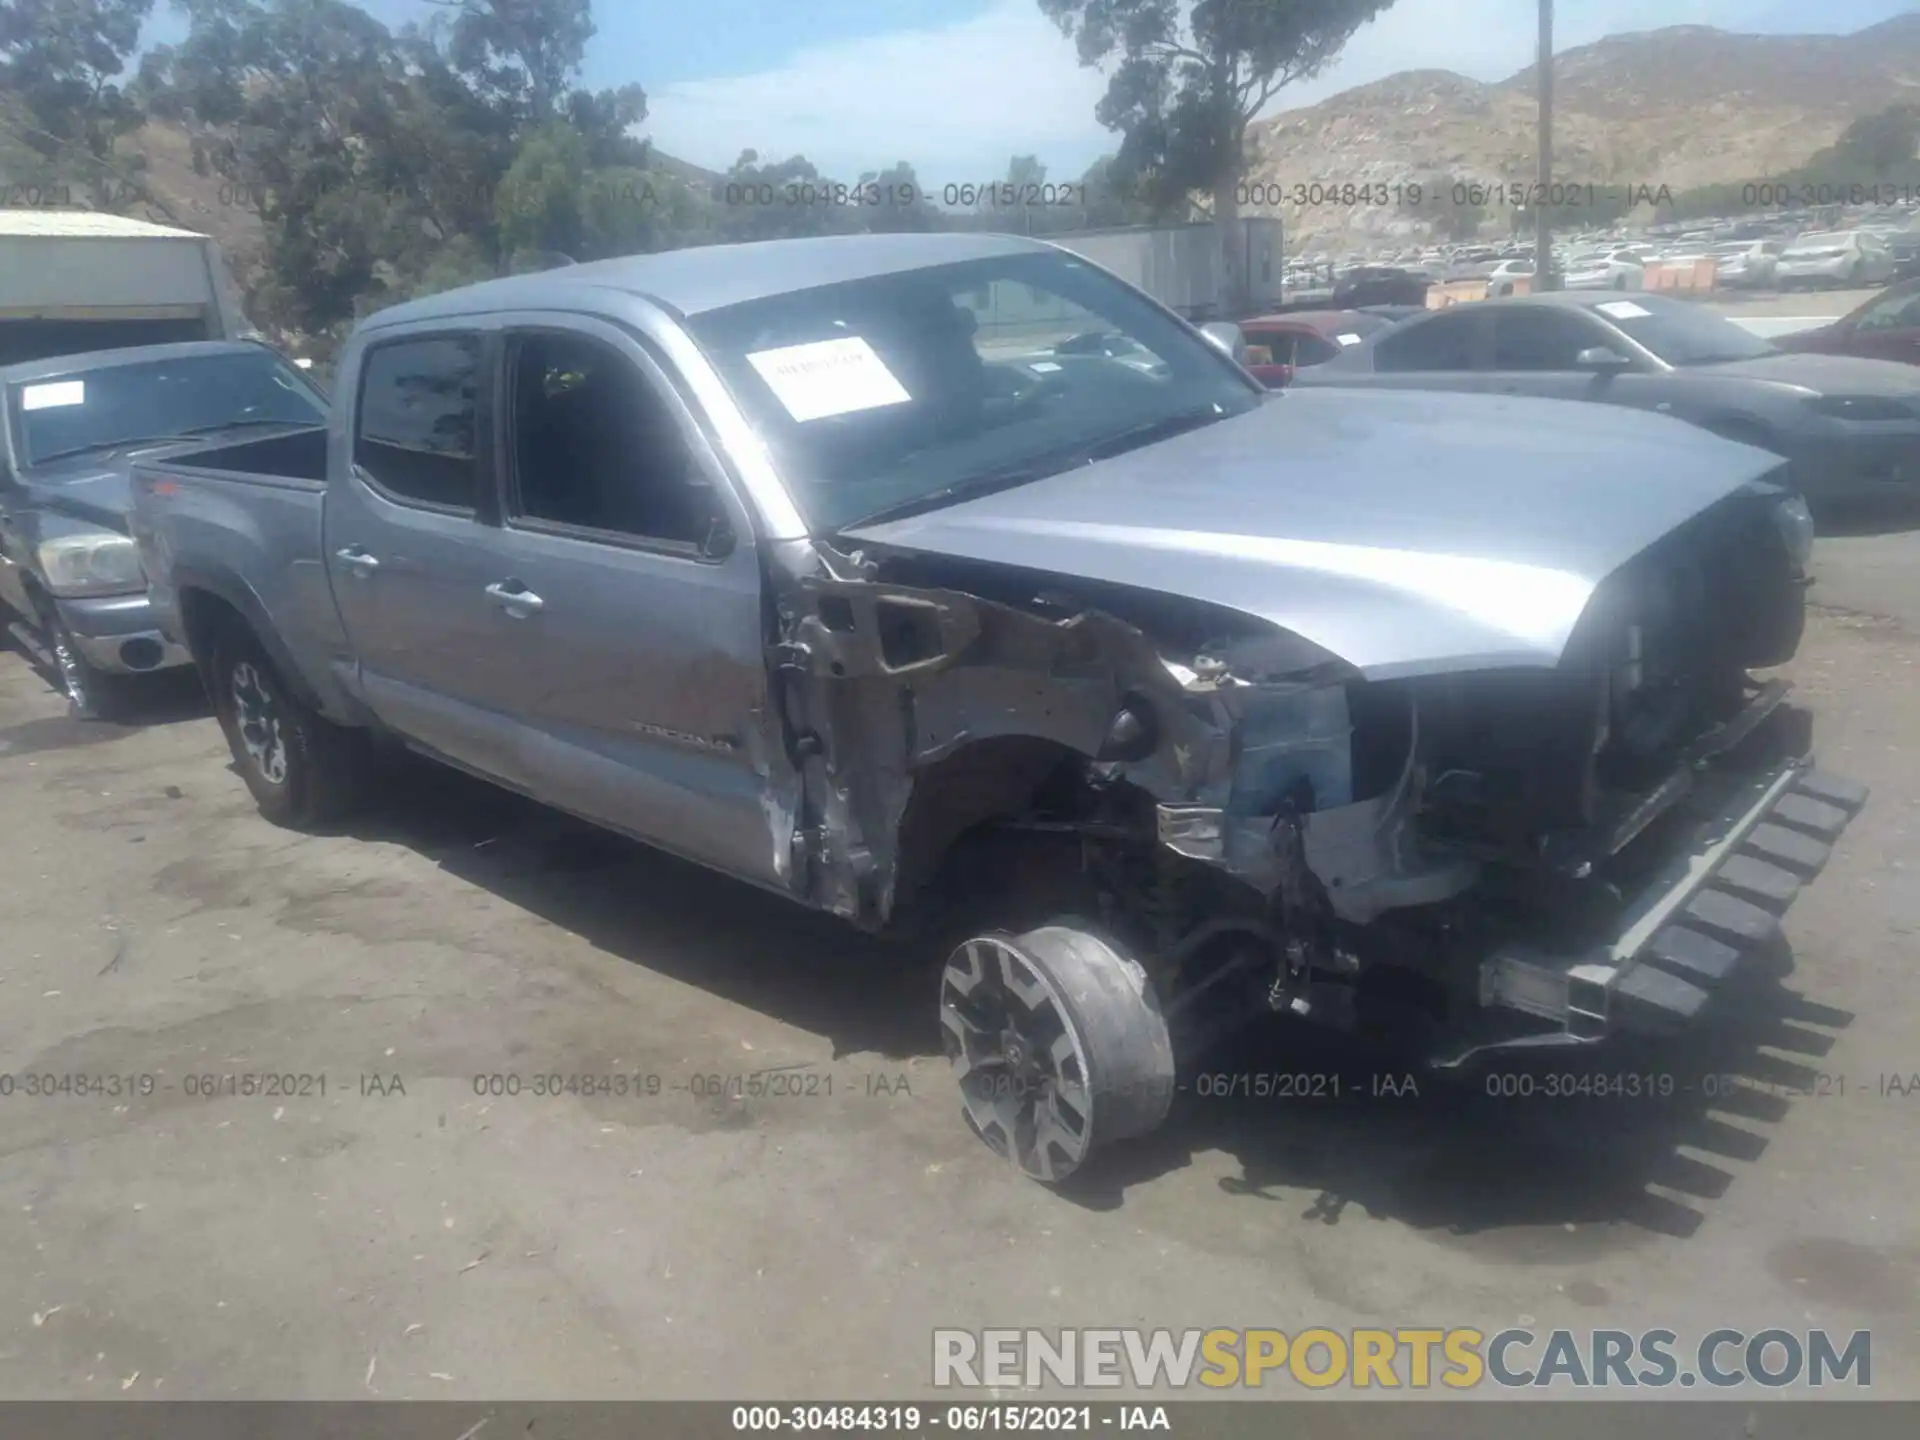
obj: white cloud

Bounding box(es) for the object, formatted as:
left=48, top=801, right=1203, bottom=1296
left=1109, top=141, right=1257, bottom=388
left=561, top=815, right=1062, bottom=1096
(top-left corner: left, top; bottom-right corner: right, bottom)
left=641, top=0, right=1880, bottom=184
left=643, top=0, right=1109, bottom=184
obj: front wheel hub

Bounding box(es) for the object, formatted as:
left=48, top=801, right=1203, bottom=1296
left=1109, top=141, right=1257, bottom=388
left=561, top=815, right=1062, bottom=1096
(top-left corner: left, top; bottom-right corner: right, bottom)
left=940, top=924, right=1175, bottom=1184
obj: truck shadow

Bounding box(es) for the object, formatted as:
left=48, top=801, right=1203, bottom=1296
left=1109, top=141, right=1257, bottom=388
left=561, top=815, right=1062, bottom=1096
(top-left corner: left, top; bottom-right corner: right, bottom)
left=1064, top=947, right=1856, bottom=1242
left=345, top=757, right=1857, bottom=1245
left=343, top=757, right=943, bottom=1061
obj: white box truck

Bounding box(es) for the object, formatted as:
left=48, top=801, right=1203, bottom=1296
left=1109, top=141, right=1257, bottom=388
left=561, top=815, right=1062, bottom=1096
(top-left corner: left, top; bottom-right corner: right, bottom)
left=1045, top=218, right=1285, bottom=320
left=0, top=210, right=257, bottom=366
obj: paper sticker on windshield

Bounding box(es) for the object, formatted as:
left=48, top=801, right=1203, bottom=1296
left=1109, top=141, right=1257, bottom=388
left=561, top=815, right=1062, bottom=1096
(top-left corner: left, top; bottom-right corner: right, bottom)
left=20, top=380, right=85, bottom=411
left=1596, top=301, right=1651, bottom=320
left=746, top=337, right=911, bottom=422
left=1028, top=360, right=1063, bottom=372
left=1336, top=333, right=1363, bottom=345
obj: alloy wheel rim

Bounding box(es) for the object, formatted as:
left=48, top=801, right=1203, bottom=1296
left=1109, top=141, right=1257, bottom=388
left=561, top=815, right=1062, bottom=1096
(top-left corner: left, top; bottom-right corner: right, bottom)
left=940, top=934, right=1095, bottom=1182
left=52, top=631, right=89, bottom=713
left=230, top=661, right=289, bottom=786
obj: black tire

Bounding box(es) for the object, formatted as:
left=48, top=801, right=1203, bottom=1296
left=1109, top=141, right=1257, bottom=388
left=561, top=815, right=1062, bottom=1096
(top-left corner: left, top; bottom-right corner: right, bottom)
left=208, top=628, right=368, bottom=829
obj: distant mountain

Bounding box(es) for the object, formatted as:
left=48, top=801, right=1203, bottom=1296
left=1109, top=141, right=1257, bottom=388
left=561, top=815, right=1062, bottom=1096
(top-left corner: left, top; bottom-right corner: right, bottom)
left=1247, top=16, right=1920, bottom=253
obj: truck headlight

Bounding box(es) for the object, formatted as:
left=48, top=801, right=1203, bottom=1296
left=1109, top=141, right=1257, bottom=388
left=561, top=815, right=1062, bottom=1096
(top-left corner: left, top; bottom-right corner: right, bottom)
left=37, top=529, right=147, bottom=597
left=1773, top=494, right=1815, bottom=576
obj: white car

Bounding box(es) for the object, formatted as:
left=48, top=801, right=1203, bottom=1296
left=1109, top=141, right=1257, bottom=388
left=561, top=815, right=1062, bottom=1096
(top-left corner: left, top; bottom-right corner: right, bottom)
left=1485, top=258, right=1534, bottom=296
left=1775, top=230, right=1897, bottom=288
left=1710, top=239, right=1784, bottom=289
left=1562, top=251, right=1645, bottom=290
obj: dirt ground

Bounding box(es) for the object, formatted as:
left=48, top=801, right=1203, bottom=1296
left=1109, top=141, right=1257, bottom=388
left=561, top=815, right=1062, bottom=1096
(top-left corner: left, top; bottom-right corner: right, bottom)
left=1, top=535, right=1917, bottom=1401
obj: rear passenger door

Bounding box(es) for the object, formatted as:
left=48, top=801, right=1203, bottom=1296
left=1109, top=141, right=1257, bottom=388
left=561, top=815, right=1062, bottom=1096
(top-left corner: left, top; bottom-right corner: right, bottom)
left=480, top=315, right=783, bottom=888
left=1360, top=308, right=1491, bottom=391
left=325, top=325, right=548, bottom=787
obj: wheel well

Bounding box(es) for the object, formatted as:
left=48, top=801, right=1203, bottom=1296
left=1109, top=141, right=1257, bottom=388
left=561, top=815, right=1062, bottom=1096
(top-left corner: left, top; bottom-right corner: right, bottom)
left=888, top=736, right=1086, bottom=928
left=177, top=587, right=253, bottom=680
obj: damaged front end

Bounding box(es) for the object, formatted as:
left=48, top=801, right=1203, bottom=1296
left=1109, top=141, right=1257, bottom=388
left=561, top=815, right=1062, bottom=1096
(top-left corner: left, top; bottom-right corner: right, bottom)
left=762, top=485, right=1863, bottom=1074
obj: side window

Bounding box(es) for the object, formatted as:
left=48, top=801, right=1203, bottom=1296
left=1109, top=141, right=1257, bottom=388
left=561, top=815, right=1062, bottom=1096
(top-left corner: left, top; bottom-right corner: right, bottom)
left=1855, top=291, right=1920, bottom=331
left=1490, top=310, right=1601, bottom=370
left=1295, top=334, right=1342, bottom=366
left=505, top=331, right=718, bottom=549
left=1374, top=313, right=1478, bottom=372
left=353, top=335, right=483, bottom=511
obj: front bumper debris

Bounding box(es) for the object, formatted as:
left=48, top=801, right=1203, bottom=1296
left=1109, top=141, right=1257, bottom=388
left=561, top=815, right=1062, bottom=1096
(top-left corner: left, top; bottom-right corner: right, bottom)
left=1434, top=749, right=1866, bottom=1068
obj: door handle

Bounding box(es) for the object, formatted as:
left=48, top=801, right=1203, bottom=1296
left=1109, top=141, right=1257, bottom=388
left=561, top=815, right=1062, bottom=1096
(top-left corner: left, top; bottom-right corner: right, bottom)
left=484, top=580, right=544, bottom=616
left=335, top=547, right=380, bottom=576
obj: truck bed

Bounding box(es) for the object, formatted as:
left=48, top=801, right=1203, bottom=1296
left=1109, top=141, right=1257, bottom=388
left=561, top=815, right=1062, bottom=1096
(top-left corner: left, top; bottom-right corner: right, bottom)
left=129, top=423, right=349, bottom=712
left=153, top=425, right=331, bottom=484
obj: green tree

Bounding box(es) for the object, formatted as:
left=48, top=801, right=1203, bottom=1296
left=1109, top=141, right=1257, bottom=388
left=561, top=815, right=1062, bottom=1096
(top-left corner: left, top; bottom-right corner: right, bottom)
left=0, top=0, right=158, bottom=206
left=1039, top=0, right=1396, bottom=314
left=713, top=149, right=856, bottom=241
left=855, top=159, right=940, bottom=233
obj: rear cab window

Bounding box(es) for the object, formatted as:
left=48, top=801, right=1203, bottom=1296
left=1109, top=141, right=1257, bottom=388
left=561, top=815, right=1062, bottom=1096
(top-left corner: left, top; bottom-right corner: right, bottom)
left=352, top=334, right=486, bottom=513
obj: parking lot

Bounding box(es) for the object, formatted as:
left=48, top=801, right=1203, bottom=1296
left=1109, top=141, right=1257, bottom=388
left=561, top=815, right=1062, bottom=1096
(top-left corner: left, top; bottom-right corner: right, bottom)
left=1, top=525, right=1918, bottom=1401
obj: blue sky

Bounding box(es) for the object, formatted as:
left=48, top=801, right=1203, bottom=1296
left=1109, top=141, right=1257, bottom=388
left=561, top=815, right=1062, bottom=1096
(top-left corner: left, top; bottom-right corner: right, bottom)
left=143, top=1, right=1920, bottom=183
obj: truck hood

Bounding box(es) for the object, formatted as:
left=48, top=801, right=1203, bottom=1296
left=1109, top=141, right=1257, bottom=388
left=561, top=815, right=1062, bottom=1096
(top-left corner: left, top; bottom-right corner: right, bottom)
left=1692, top=351, right=1920, bottom=396
left=840, top=388, right=1783, bottom=680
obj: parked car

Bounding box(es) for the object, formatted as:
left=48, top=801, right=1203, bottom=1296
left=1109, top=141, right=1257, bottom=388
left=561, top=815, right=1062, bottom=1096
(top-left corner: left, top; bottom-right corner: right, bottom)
left=1562, top=252, right=1645, bottom=291
left=1044, top=329, right=1169, bottom=378
left=1774, top=230, right=1896, bottom=289
left=1885, top=219, right=1920, bottom=280
left=1772, top=279, right=1920, bottom=367
left=1486, top=259, right=1534, bottom=297
left=131, top=232, right=1860, bottom=1184
left=1290, top=291, right=1920, bottom=510
left=0, top=340, right=328, bottom=716
left=1711, top=239, right=1784, bottom=290
left=1330, top=266, right=1430, bottom=309
left=1238, top=309, right=1395, bottom=387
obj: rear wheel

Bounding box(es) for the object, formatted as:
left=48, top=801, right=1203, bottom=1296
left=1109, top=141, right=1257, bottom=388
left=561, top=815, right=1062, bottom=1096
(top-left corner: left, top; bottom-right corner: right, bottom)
left=940, top=923, right=1175, bottom=1184
left=209, top=629, right=369, bottom=829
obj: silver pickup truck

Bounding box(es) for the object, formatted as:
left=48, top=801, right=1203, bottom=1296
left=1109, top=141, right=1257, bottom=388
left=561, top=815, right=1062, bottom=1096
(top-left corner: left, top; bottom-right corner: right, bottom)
left=130, top=232, right=1864, bottom=1183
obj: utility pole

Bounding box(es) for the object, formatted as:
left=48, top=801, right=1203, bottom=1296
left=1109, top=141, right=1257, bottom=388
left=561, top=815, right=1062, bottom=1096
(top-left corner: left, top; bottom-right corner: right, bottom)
left=1534, top=0, right=1555, bottom=290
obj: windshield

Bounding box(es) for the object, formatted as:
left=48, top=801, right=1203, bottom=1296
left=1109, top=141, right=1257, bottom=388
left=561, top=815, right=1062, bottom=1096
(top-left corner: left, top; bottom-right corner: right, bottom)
left=1597, top=297, right=1777, bottom=366
left=7, top=348, right=326, bottom=467
left=682, top=250, right=1261, bottom=532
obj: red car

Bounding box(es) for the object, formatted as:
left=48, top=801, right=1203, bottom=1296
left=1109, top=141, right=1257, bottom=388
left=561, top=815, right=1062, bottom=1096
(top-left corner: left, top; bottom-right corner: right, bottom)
left=1772, top=279, right=1920, bottom=366
left=1239, top=309, right=1400, bottom=387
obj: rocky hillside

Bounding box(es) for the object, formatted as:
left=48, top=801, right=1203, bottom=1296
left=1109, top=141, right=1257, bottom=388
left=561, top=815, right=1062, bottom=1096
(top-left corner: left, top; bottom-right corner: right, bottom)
left=1249, top=14, right=1920, bottom=253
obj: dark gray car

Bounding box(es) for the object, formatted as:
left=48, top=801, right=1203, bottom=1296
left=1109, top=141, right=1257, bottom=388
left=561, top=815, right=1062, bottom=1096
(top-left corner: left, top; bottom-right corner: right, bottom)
left=0, top=341, right=327, bottom=716
left=1291, top=292, right=1920, bottom=509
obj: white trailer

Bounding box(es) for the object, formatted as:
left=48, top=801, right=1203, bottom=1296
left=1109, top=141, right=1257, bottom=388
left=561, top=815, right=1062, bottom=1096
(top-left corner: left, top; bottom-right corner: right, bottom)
left=0, top=210, right=256, bottom=366
left=1045, top=218, right=1285, bottom=320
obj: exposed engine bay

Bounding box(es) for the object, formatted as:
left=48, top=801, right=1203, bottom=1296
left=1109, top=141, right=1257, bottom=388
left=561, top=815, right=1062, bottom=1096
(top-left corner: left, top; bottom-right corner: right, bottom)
left=765, top=484, right=1822, bottom=1061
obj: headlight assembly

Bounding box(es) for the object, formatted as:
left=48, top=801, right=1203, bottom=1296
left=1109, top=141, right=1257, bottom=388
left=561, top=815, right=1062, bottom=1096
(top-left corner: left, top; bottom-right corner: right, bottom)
left=37, top=529, right=147, bottom=597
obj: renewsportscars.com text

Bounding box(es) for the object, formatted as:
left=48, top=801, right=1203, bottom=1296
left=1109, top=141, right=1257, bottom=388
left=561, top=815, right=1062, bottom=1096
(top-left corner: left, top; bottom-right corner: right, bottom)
left=932, top=1327, right=1872, bottom=1390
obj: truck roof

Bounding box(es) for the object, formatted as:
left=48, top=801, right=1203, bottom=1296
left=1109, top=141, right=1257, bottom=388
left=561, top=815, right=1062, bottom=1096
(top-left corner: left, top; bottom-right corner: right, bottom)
left=362, top=231, right=1058, bottom=329
left=0, top=339, right=274, bottom=385
left=0, top=210, right=208, bottom=240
